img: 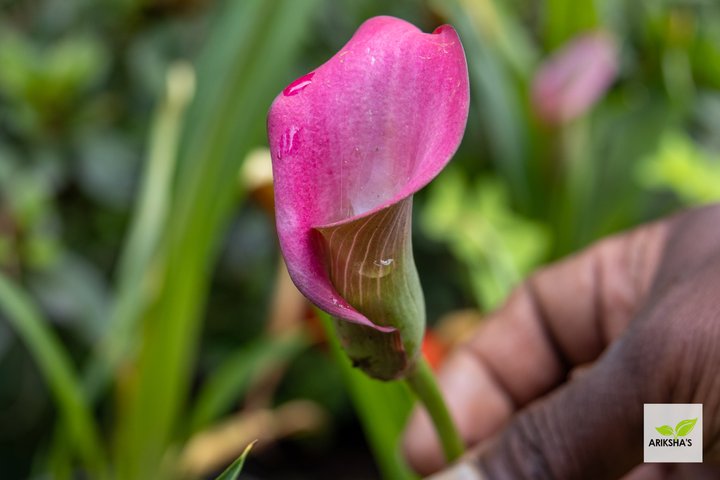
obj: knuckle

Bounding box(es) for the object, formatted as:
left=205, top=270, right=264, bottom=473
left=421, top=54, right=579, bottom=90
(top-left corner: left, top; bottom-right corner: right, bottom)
left=626, top=261, right=720, bottom=403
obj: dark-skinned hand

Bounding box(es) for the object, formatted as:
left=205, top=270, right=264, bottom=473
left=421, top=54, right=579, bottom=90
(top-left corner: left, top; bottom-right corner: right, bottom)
left=404, top=204, right=720, bottom=479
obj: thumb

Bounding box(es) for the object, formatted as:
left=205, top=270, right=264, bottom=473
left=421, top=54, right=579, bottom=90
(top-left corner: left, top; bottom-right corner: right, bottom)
left=433, top=339, right=652, bottom=480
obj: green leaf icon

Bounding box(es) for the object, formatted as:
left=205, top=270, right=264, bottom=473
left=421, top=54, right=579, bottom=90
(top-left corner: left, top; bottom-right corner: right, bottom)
left=675, top=418, right=698, bottom=437
left=656, top=425, right=674, bottom=436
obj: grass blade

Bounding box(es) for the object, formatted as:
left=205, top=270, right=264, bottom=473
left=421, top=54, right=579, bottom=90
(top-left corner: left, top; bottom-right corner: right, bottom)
left=84, top=61, right=196, bottom=399
left=112, top=1, right=321, bottom=478
left=214, top=440, right=257, bottom=480
left=0, top=273, right=107, bottom=478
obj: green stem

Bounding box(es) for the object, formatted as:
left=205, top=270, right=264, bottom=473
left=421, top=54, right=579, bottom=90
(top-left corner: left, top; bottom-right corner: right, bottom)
left=405, top=357, right=464, bottom=463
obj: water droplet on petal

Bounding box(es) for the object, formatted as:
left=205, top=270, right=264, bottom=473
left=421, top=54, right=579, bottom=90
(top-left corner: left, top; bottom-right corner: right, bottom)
left=331, top=296, right=347, bottom=309
left=278, top=125, right=301, bottom=159
left=283, top=72, right=314, bottom=96
left=359, top=258, right=395, bottom=279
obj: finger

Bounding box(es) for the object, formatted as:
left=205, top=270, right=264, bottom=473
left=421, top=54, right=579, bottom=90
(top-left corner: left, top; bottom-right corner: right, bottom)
left=650, top=203, right=720, bottom=290
left=622, top=464, right=720, bottom=480
left=448, top=339, right=652, bottom=480
left=404, top=218, right=671, bottom=474
left=473, top=218, right=670, bottom=404
left=428, top=460, right=720, bottom=480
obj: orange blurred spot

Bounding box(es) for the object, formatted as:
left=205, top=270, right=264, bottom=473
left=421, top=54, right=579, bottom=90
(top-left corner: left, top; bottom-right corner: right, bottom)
left=422, top=331, right=447, bottom=371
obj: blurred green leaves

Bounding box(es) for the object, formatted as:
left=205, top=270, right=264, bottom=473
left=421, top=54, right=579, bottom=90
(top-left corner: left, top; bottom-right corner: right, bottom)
left=3, top=0, right=324, bottom=478
left=422, top=169, right=548, bottom=310
left=433, top=0, right=536, bottom=211
left=638, top=131, right=720, bottom=204
left=190, top=334, right=309, bottom=434
left=0, top=272, right=107, bottom=478
left=112, top=1, right=321, bottom=479
left=0, top=30, right=108, bottom=135
left=0, top=153, right=61, bottom=270
left=543, top=0, right=599, bottom=49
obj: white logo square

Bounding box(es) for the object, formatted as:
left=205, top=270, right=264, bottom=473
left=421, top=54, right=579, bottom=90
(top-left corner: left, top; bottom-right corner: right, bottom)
left=644, top=403, right=702, bottom=463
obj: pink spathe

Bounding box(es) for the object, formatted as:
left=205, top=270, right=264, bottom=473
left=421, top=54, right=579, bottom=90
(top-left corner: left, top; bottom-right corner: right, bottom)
left=268, top=16, right=469, bottom=332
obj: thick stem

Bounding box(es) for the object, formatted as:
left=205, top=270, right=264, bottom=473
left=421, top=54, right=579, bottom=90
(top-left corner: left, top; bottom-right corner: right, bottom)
left=405, top=356, right=464, bottom=463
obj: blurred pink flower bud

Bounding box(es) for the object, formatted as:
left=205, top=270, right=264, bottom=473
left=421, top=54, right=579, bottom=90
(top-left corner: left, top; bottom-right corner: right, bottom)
left=532, top=32, right=618, bottom=125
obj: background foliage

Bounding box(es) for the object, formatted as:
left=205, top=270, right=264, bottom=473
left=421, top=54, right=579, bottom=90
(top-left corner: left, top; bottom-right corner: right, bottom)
left=0, top=0, right=718, bottom=478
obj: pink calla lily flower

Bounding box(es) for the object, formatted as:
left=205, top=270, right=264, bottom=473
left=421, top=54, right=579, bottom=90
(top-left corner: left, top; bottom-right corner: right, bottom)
left=532, top=31, right=618, bottom=125
left=268, top=16, right=469, bottom=379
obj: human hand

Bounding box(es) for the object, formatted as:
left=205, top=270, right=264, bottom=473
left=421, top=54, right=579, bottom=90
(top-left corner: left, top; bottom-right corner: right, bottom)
left=404, top=204, right=720, bottom=479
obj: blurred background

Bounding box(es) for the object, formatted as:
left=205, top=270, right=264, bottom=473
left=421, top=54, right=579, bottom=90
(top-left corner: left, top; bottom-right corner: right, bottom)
left=0, top=0, right=719, bottom=478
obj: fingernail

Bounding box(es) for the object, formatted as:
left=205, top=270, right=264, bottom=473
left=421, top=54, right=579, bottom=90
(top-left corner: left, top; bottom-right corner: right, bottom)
left=426, top=462, right=486, bottom=480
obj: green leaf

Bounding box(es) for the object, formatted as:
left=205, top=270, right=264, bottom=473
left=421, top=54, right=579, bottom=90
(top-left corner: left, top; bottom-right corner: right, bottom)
left=544, top=0, right=599, bottom=49
left=421, top=171, right=548, bottom=310
left=0, top=273, right=108, bottom=478
left=675, top=418, right=698, bottom=437
left=46, top=59, right=196, bottom=479
left=655, top=425, right=674, bottom=436
left=636, top=131, right=720, bottom=205
left=84, top=60, right=195, bottom=400
left=112, top=1, right=322, bottom=478
left=214, top=440, right=257, bottom=480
